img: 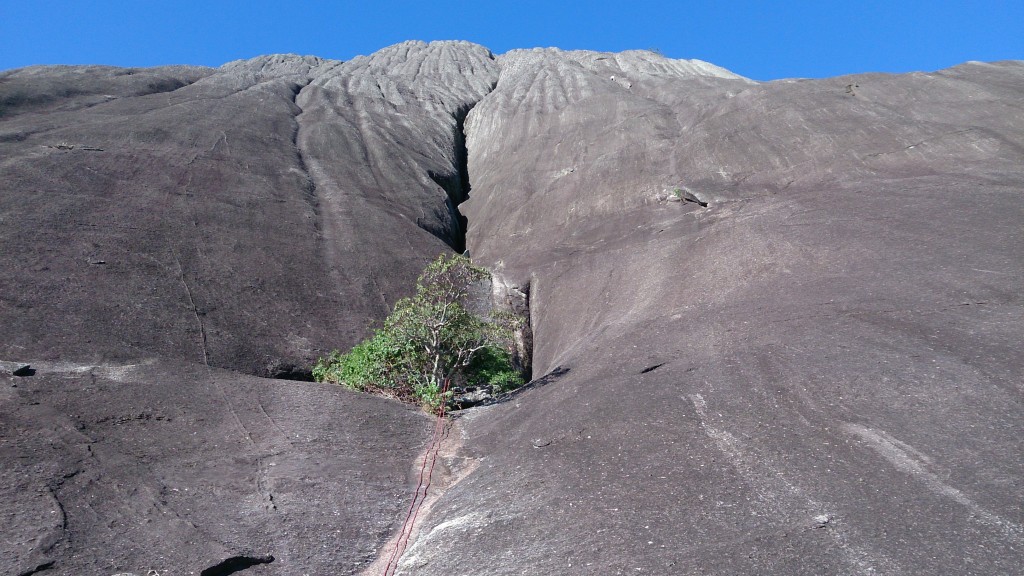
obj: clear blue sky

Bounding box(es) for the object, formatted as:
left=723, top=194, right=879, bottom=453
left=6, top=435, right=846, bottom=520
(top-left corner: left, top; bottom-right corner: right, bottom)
left=2, top=1, right=1021, bottom=80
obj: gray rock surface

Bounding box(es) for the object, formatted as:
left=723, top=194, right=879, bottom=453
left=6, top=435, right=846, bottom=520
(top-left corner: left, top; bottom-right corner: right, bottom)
left=1, top=359, right=427, bottom=576
left=0, top=41, right=494, bottom=576
left=2, top=42, right=1023, bottom=575
left=408, top=53, right=1024, bottom=575
left=0, top=41, right=495, bottom=376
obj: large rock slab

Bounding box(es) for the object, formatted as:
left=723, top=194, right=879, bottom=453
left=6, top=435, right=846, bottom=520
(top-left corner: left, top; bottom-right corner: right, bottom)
left=404, top=53, right=1024, bottom=574
left=2, top=42, right=1023, bottom=575
left=0, top=41, right=501, bottom=576
left=1, top=358, right=428, bottom=575
left=0, top=41, right=498, bottom=377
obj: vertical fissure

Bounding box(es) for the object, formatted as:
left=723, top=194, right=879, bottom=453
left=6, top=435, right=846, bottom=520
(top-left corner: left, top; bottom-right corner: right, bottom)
left=428, top=100, right=482, bottom=254
left=451, top=103, right=473, bottom=253
left=288, top=80, right=317, bottom=204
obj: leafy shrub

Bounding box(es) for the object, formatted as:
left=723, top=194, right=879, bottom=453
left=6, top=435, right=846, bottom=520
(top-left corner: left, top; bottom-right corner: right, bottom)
left=312, top=330, right=408, bottom=393
left=466, top=346, right=523, bottom=393
left=313, top=254, right=524, bottom=412
left=311, top=350, right=343, bottom=383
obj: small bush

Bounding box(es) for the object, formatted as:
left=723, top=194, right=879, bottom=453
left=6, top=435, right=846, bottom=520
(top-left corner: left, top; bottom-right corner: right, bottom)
left=466, top=346, right=523, bottom=393
left=313, top=254, right=525, bottom=412
left=312, top=330, right=409, bottom=393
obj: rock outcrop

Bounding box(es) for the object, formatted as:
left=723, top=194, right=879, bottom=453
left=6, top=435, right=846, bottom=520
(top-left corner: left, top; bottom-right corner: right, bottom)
left=1, top=42, right=1022, bottom=575
left=1, top=359, right=426, bottom=575
left=0, top=41, right=497, bottom=377
left=1, top=41, right=497, bottom=576
left=426, top=54, right=1024, bottom=575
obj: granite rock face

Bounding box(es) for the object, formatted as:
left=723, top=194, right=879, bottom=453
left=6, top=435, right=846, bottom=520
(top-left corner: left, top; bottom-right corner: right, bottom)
left=0, top=41, right=497, bottom=377
left=2, top=42, right=1023, bottom=575
left=1, top=359, right=426, bottom=576
left=0, top=41, right=494, bottom=576
left=423, top=54, right=1024, bottom=575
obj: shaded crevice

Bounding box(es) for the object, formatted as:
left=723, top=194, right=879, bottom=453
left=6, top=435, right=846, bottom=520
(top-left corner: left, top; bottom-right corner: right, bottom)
left=269, top=364, right=314, bottom=381
left=427, top=101, right=481, bottom=253
left=16, top=562, right=54, bottom=576
left=13, top=364, right=35, bottom=376
left=200, top=555, right=275, bottom=576
left=452, top=103, right=474, bottom=244
left=512, top=281, right=533, bottom=383
left=640, top=362, right=666, bottom=374
left=454, top=365, right=569, bottom=410
left=497, top=366, right=570, bottom=402
left=288, top=80, right=319, bottom=204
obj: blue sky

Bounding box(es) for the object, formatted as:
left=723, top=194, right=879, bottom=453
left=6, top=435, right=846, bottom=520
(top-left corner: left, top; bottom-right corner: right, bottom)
left=2, top=1, right=1021, bottom=80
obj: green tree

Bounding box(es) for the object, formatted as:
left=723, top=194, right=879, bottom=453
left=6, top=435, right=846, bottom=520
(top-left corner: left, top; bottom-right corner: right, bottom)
left=313, top=253, right=523, bottom=412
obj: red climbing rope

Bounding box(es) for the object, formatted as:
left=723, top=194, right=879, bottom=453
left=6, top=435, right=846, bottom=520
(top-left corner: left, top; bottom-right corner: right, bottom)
left=381, top=378, right=452, bottom=576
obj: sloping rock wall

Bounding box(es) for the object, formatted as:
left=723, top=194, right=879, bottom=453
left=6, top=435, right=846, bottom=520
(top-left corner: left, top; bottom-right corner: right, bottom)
left=0, top=41, right=498, bottom=377
left=0, top=41, right=498, bottom=575
left=408, top=54, right=1024, bottom=574
left=2, top=43, right=1023, bottom=575
left=1, top=359, right=428, bottom=575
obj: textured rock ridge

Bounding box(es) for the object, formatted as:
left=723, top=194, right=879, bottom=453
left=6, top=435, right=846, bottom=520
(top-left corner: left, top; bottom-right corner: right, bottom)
left=0, top=42, right=498, bottom=376
left=2, top=42, right=1023, bottom=575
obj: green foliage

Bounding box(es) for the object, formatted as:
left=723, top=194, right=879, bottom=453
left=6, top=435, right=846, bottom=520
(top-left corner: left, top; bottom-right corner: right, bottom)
left=466, top=346, right=524, bottom=393
left=312, top=330, right=407, bottom=393
left=313, top=253, right=524, bottom=413
left=311, top=350, right=342, bottom=383
left=412, top=379, right=446, bottom=414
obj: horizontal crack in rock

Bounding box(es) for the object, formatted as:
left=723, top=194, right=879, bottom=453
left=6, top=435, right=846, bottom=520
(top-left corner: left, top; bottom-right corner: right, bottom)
left=17, top=561, right=55, bottom=576
left=199, top=555, right=275, bottom=576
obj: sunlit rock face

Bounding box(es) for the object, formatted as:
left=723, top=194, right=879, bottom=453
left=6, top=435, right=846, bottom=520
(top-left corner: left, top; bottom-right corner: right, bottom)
left=0, top=42, right=502, bottom=377
left=440, top=53, right=1024, bottom=576
left=2, top=42, right=1023, bottom=575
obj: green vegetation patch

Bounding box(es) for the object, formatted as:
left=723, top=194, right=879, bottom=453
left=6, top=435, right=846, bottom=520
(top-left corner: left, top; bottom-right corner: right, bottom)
left=313, top=253, right=524, bottom=412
